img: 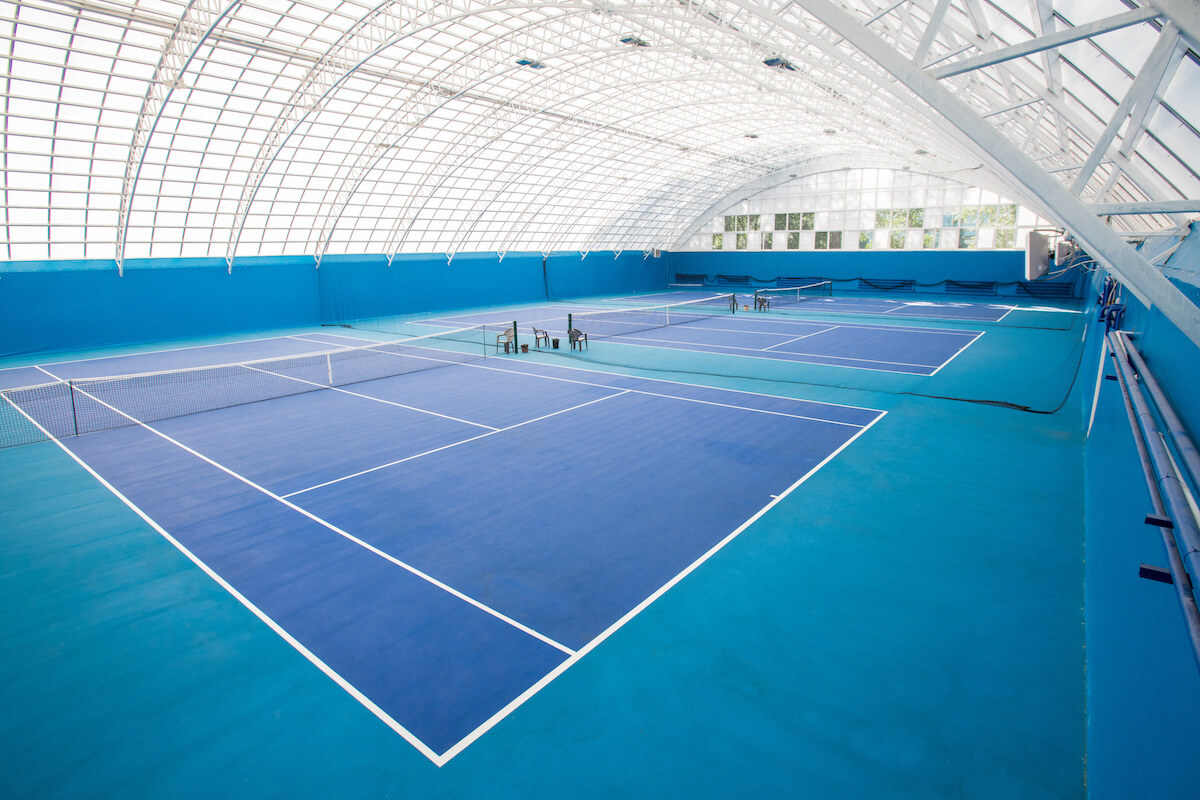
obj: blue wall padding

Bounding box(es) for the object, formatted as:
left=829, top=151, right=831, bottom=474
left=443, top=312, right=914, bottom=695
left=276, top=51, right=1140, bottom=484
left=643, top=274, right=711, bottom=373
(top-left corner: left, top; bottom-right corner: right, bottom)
left=318, top=252, right=545, bottom=324
left=544, top=250, right=669, bottom=299
left=662, top=249, right=1080, bottom=294
left=0, top=259, right=319, bottom=358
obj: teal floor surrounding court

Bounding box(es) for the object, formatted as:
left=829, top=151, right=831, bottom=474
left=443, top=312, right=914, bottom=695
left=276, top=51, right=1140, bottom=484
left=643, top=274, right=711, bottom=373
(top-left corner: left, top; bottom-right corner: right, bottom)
left=0, top=294, right=1088, bottom=798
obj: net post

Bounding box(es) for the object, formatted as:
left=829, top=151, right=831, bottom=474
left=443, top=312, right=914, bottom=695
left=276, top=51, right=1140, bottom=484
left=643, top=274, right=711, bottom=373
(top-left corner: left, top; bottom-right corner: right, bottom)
left=513, top=320, right=518, bottom=354
left=568, top=313, right=573, bottom=335
left=68, top=380, right=79, bottom=437
left=326, top=352, right=333, bottom=386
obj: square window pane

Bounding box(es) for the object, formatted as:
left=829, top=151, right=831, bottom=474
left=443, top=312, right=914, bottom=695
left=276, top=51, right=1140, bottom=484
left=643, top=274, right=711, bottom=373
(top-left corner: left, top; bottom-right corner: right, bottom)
left=923, top=228, right=939, bottom=248
left=998, top=204, right=1018, bottom=225
left=890, top=230, right=905, bottom=249
left=787, top=231, right=800, bottom=249
left=788, top=212, right=802, bottom=230
left=959, top=227, right=977, bottom=248
left=736, top=232, right=747, bottom=249
left=815, top=231, right=828, bottom=249
left=829, top=231, right=842, bottom=249
left=801, top=211, right=814, bottom=230
left=995, top=228, right=1015, bottom=248
left=981, top=204, right=997, bottom=225
left=748, top=214, right=760, bottom=231
left=875, top=209, right=889, bottom=228
left=859, top=231, right=874, bottom=249
left=891, top=209, right=907, bottom=228
left=762, top=232, right=773, bottom=249
left=724, top=216, right=735, bottom=232
left=713, top=233, right=724, bottom=249
left=962, top=206, right=979, bottom=225
left=737, top=214, right=748, bottom=231
left=775, top=213, right=788, bottom=230
left=908, top=208, right=924, bottom=227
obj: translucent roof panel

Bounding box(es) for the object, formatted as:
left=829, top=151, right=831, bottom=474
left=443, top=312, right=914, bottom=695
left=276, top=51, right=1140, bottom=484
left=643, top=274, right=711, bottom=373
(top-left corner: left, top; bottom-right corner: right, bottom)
left=0, top=0, right=1195, bottom=266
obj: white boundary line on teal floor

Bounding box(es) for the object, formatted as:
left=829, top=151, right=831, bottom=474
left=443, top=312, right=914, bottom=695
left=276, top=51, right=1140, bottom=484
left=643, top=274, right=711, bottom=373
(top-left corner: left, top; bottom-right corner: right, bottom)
left=7, top=357, right=887, bottom=766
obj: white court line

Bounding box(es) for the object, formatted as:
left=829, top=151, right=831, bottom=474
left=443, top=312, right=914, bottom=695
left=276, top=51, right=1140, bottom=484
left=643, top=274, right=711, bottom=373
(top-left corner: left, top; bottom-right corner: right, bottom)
left=284, top=390, right=631, bottom=496
left=352, top=345, right=878, bottom=425
left=436, top=409, right=889, bottom=764
left=15, top=346, right=889, bottom=766
left=762, top=328, right=839, bottom=351
left=692, top=315, right=982, bottom=337
left=35, top=365, right=60, bottom=381
left=0, top=390, right=447, bottom=764
left=604, top=334, right=945, bottom=371
left=0, top=333, right=312, bottom=375
left=927, top=330, right=986, bottom=377
left=108, top=322, right=885, bottom=418
left=240, top=364, right=499, bottom=432
left=63, top=383, right=578, bottom=656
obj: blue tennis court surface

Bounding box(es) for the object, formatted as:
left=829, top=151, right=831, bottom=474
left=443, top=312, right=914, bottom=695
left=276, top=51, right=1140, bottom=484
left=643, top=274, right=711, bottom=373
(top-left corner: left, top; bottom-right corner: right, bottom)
left=606, top=289, right=1025, bottom=322
left=422, top=307, right=982, bottom=375
left=6, top=335, right=884, bottom=762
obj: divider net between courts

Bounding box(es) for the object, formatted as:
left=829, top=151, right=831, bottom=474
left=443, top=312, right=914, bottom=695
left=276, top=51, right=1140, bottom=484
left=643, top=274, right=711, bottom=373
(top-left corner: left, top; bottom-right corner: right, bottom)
left=568, top=292, right=737, bottom=340
left=0, top=324, right=511, bottom=450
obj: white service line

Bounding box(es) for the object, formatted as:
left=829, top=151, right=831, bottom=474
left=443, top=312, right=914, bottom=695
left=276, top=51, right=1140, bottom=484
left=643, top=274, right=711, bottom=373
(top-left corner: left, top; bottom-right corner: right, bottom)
left=357, top=344, right=878, bottom=423
left=0, top=389, right=446, bottom=764
left=761, top=327, right=839, bottom=351
left=605, top=334, right=944, bottom=370
left=284, top=390, right=631, bottom=497
left=4, top=334, right=309, bottom=375
left=927, top=330, right=986, bottom=376
left=435, top=409, right=889, bottom=764
left=63, top=382, right=577, bottom=663
left=240, top=363, right=499, bottom=431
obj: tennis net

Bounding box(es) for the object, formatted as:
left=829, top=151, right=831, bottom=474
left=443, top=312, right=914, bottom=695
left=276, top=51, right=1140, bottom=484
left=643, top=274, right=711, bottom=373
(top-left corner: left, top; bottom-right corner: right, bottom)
left=0, top=324, right=499, bottom=450
left=755, top=281, right=832, bottom=308
left=568, top=293, right=736, bottom=340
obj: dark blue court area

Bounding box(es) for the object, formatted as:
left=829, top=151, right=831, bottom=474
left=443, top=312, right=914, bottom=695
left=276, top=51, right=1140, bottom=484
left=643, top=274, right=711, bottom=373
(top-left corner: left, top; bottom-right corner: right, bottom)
left=3, top=335, right=883, bottom=762
left=607, top=289, right=1026, bottom=322
left=425, top=306, right=982, bottom=375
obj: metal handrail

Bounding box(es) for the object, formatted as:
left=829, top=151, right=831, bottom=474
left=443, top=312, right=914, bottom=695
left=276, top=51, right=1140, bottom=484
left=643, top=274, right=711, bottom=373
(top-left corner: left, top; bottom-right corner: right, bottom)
left=1106, top=329, right=1200, bottom=673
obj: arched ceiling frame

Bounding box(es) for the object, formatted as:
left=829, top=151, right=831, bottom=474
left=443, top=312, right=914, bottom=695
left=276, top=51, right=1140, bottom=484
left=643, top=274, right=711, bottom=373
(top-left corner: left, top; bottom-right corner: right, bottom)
left=342, top=2, right=967, bottom=259
left=115, top=0, right=241, bottom=274
left=223, top=0, right=593, bottom=268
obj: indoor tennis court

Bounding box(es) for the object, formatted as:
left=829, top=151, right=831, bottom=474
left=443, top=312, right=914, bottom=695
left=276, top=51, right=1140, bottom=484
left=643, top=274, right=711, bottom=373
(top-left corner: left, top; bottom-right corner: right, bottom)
left=3, top=3, right=1200, bottom=799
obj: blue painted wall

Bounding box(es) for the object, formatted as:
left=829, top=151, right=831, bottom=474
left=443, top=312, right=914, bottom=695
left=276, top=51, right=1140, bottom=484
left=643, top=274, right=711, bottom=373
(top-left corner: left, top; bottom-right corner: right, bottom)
left=545, top=250, right=669, bottom=299
left=317, top=252, right=545, bottom=324
left=0, top=257, right=320, bottom=358
left=1080, top=233, right=1200, bottom=798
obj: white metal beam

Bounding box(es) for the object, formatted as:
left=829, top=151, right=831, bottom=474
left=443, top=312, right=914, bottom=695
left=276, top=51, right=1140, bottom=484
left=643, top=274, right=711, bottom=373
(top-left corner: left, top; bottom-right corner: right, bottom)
left=1071, top=23, right=1179, bottom=196
left=1089, top=200, right=1200, bottom=216
left=929, top=7, right=1161, bottom=80
left=914, top=0, right=951, bottom=66
left=748, top=0, right=1200, bottom=348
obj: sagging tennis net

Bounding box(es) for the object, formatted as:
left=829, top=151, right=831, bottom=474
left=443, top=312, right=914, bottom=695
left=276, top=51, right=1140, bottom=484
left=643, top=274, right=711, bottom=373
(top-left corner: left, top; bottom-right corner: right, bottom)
left=754, top=281, right=832, bottom=308
left=0, top=324, right=499, bottom=450
left=568, top=293, right=736, bottom=340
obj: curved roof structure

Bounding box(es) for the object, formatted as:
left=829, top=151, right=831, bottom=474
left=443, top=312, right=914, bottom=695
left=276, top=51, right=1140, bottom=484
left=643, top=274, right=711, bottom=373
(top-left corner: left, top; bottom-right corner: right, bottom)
left=3, top=0, right=1198, bottom=323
